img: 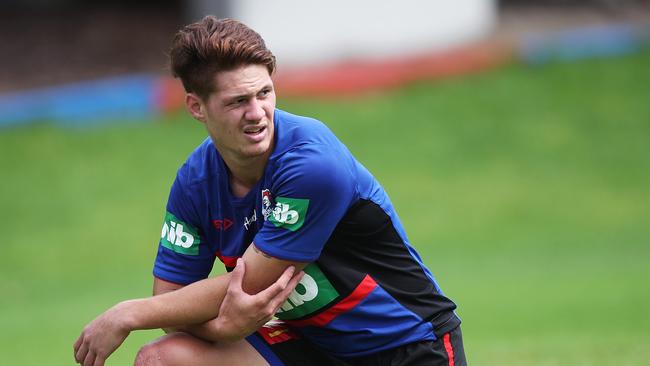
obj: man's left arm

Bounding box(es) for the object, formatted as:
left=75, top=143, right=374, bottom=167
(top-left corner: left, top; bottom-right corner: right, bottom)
left=195, top=243, right=308, bottom=342
left=159, top=243, right=308, bottom=342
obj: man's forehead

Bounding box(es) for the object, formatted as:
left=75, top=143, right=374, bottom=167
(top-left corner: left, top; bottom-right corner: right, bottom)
left=213, top=65, right=272, bottom=96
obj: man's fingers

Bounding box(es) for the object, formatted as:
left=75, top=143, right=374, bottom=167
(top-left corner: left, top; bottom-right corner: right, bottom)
left=83, top=350, right=96, bottom=366
left=277, top=265, right=297, bottom=288
left=257, top=265, right=296, bottom=300
left=73, top=334, right=82, bottom=356
left=93, top=354, right=106, bottom=366
left=271, top=271, right=304, bottom=312
left=285, top=271, right=304, bottom=294
left=75, top=341, right=89, bottom=364
left=228, top=258, right=245, bottom=291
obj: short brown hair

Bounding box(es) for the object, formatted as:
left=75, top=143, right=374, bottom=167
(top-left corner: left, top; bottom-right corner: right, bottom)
left=169, top=16, right=276, bottom=99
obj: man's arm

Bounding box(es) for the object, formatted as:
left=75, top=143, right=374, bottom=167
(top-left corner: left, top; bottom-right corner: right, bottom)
left=153, top=277, right=184, bottom=296
left=73, top=244, right=305, bottom=366
left=203, top=244, right=309, bottom=342
left=152, top=278, right=230, bottom=338
left=154, top=244, right=308, bottom=342
left=151, top=277, right=189, bottom=334
left=151, top=248, right=301, bottom=341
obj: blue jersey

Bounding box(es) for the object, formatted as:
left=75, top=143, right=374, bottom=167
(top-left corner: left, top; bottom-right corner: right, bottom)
left=153, top=109, right=459, bottom=357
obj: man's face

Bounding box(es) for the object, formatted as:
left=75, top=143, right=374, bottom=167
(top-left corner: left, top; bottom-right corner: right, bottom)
left=198, top=64, right=276, bottom=162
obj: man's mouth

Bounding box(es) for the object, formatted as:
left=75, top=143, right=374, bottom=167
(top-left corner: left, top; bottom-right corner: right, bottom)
left=244, top=126, right=265, bottom=135
left=243, top=125, right=268, bottom=143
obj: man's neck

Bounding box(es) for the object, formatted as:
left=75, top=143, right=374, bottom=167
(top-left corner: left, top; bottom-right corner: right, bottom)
left=222, top=151, right=271, bottom=198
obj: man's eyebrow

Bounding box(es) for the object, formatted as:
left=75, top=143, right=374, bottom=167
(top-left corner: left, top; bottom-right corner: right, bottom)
left=225, top=92, right=252, bottom=100
left=224, top=84, right=273, bottom=100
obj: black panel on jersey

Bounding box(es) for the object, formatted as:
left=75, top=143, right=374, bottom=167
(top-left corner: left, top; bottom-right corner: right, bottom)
left=317, top=199, right=458, bottom=328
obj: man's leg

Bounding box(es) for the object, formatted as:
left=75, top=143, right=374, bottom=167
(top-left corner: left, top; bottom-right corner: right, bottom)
left=134, top=322, right=352, bottom=366
left=134, top=332, right=269, bottom=366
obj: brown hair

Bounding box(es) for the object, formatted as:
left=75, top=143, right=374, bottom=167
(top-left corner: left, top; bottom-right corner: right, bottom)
left=169, top=16, right=276, bottom=99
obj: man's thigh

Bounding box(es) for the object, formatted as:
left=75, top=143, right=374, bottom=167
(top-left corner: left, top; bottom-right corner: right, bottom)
left=135, top=323, right=346, bottom=366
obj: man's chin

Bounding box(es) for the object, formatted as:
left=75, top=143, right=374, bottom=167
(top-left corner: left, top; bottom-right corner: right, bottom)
left=241, top=143, right=272, bottom=159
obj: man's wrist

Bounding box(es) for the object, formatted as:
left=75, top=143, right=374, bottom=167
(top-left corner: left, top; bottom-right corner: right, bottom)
left=111, top=299, right=142, bottom=332
left=180, top=318, right=240, bottom=343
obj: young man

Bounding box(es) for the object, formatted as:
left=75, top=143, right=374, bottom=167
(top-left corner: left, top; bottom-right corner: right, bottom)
left=74, top=16, right=466, bottom=366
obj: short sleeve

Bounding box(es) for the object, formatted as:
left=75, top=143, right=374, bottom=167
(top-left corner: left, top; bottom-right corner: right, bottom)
left=153, top=170, right=215, bottom=285
left=254, top=144, right=357, bottom=262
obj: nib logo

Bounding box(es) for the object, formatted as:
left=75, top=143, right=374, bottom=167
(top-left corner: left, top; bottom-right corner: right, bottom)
left=273, top=203, right=300, bottom=225
left=160, top=212, right=200, bottom=255
left=275, top=263, right=338, bottom=320
left=269, top=197, right=309, bottom=232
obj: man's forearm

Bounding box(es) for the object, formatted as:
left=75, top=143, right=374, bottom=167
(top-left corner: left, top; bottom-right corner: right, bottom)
left=119, top=274, right=230, bottom=332
left=163, top=322, right=225, bottom=343
left=160, top=321, right=220, bottom=342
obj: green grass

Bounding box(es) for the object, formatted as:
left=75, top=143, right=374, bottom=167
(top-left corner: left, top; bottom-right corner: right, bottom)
left=1, top=51, right=649, bottom=365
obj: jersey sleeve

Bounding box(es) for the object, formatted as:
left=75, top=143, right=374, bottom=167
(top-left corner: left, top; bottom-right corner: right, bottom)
left=254, top=143, right=357, bottom=262
left=153, top=169, right=215, bottom=285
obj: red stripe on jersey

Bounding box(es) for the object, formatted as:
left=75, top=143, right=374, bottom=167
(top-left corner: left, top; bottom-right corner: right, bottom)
left=443, top=333, right=455, bottom=366
left=286, top=274, right=377, bottom=327
left=215, top=251, right=239, bottom=268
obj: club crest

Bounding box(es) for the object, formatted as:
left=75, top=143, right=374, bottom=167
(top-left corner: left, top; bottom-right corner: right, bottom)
left=261, top=189, right=273, bottom=221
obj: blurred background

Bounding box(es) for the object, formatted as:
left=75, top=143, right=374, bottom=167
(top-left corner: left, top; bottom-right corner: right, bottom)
left=1, top=1, right=649, bottom=365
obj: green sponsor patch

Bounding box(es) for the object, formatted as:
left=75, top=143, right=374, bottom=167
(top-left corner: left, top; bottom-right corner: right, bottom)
left=160, top=212, right=200, bottom=255
left=268, top=196, right=309, bottom=232
left=275, top=263, right=339, bottom=320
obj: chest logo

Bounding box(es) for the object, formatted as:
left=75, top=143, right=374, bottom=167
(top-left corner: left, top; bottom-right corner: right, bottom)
left=261, top=189, right=273, bottom=221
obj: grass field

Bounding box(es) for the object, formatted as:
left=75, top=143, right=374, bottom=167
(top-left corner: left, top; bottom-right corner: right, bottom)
left=1, top=50, right=649, bottom=365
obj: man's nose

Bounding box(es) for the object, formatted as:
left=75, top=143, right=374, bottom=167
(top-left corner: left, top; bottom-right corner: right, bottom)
left=244, top=99, right=265, bottom=121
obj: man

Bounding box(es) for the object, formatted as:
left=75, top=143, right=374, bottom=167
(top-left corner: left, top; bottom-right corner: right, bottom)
left=74, top=16, right=466, bottom=366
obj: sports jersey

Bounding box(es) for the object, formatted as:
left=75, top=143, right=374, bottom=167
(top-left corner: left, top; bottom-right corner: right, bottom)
left=153, top=109, right=460, bottom=357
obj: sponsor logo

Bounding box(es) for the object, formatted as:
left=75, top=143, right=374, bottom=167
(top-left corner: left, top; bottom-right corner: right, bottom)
left=243, top=209, right=257, bottom=231
left=269, top=197, right=309, bottom=231
left=275, top=263, right=339, bottom=320
left=160, top=212, right=200, bottom=255
left=212, top=218, right=233, bottom=231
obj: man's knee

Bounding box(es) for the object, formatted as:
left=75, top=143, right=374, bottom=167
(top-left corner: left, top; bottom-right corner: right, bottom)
left=134, top=341, right=160, bottom=366
left=134, top=333, right=198, bottom=366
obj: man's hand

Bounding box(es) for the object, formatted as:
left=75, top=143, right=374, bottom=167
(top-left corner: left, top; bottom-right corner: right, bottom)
left=73, top=303, right=131, bottom=366
left=204, top=258, right=303, bottom=342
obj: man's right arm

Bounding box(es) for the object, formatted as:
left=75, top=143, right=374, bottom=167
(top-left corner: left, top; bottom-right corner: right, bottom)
left=150, top=256, right=305, bottom=342
left=151, top=276, right=232, bottom=339
left=151, top=277, right=187, bottom=334
left=74, top=261, right=301, bottom=366
left=125, top=260, right=300, bottom=336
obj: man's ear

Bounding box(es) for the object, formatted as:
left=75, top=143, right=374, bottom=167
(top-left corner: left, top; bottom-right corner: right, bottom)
left=185, top=93, right=206, bottom=123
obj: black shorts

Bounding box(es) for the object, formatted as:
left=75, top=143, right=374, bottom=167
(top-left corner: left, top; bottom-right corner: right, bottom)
left=246, top=321, right=466, bottom=366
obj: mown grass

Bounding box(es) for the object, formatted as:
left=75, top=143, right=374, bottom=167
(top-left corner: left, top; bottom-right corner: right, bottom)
left=1, top=50, right=648, bottom=365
